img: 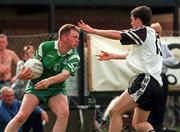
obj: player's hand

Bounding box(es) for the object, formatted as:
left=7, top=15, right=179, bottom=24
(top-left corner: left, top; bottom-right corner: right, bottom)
left=96, top=50, right=112, bottom=61
left=18, top=67, right=33, bottom=80
left=78, top=20, right=96, bottom=33
left=35, top=79, right=51, bottom=90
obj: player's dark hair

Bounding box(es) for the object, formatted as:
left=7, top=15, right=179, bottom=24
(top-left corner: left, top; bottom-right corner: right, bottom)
left=58, top=24, right=80, bottom=38
left=131, top=6, right=152, bottom=26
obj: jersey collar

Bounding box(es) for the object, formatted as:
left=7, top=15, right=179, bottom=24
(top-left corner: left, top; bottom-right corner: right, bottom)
left=55, top=41, right=74, bottom=56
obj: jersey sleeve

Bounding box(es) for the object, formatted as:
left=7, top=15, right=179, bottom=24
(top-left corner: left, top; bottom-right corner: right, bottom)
left=120, top=27, right=147, bottom=45
left=64, top=53, right=80, bottom=76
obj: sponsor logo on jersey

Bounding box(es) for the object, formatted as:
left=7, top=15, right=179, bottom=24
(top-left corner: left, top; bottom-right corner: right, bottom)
left=53, top=63, right=60, bottom=71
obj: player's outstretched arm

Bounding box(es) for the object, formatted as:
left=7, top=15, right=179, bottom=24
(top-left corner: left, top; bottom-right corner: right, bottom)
left=78, top=20, right=96, bottom=33
left=78, top=20, right=121, bottom=40
left=96, top=50, right=128, bottom=61
left=96, top=50, right=113, bottom=61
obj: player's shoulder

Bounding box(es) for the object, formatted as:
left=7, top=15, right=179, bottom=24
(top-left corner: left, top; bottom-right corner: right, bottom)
left=128, top=26, right=148, bottom=37
left=39, top=40, right=56, bottom=50
left=41, top=40, right=55, bottom=47
left=132, top=26, right=154, bottom=33
left=146, top=26, right=155, bottom=32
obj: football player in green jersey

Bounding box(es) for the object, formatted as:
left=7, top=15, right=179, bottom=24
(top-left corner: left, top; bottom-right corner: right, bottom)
left=5, top=24, right=80, bottom=132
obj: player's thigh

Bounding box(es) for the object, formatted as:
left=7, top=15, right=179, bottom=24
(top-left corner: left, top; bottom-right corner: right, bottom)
left=48, top=94, right=69, bottom=115
left=132, top=107, right=150, bottom=124
left=111, top=90, right=137, bottom=114
left=19, top=94, right=40, bottom=116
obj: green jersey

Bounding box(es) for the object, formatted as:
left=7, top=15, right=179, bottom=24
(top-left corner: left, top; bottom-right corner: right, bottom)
left=26, top=40, right=80, bottom=97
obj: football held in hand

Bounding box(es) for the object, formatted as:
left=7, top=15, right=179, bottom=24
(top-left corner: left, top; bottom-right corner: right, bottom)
left=24, top=58, right=43, bottom=79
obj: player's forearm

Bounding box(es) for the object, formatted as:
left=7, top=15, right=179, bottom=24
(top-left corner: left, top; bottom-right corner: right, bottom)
left=110, top=53, right=128, bottom=59
left=48, top=71, right=70, bottom=85
left=93, top=29, right=121, bottom=40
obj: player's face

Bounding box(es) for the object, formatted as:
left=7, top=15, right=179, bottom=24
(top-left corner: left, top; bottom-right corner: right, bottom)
left=131, top=16, right=140, bottom=29
left=66, top=30, right=79, bottom=49
left=0, top=36, right=8, bottom=51
left=2, top=90, right=14, bottom=106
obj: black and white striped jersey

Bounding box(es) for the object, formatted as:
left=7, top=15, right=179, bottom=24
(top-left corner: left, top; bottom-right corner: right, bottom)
left=120, top=26, right=163, bottom=86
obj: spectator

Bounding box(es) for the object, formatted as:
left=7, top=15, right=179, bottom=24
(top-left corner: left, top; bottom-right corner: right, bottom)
left=148, top=22, right=179, bottom=131
left=0, top=34, right=20, bottom=89
left=0, top=86, right=49, bottom=132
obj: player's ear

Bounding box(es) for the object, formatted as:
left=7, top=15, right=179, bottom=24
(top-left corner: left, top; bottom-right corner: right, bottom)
left=61, top=34, right=68, bottom=41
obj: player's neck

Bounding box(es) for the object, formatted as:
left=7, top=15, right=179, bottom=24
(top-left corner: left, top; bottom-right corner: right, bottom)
left=59, top=43, right=69, bottom=55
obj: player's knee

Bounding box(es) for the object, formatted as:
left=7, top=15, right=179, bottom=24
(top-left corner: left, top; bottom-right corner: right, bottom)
left=58, top=107, right=69, bottom=120
left=109, top=107, right=119, bottom=118
left=15, top=112, right=28, bottom=124
left=132, top=121, right=137, bottom=130
left=132, top=121, right=141, bottom=131
left=63, top=108, right=69, bottom=119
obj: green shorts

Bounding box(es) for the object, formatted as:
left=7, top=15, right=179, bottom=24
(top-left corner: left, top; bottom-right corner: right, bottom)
left=25, top=81, right=67, bottom=106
